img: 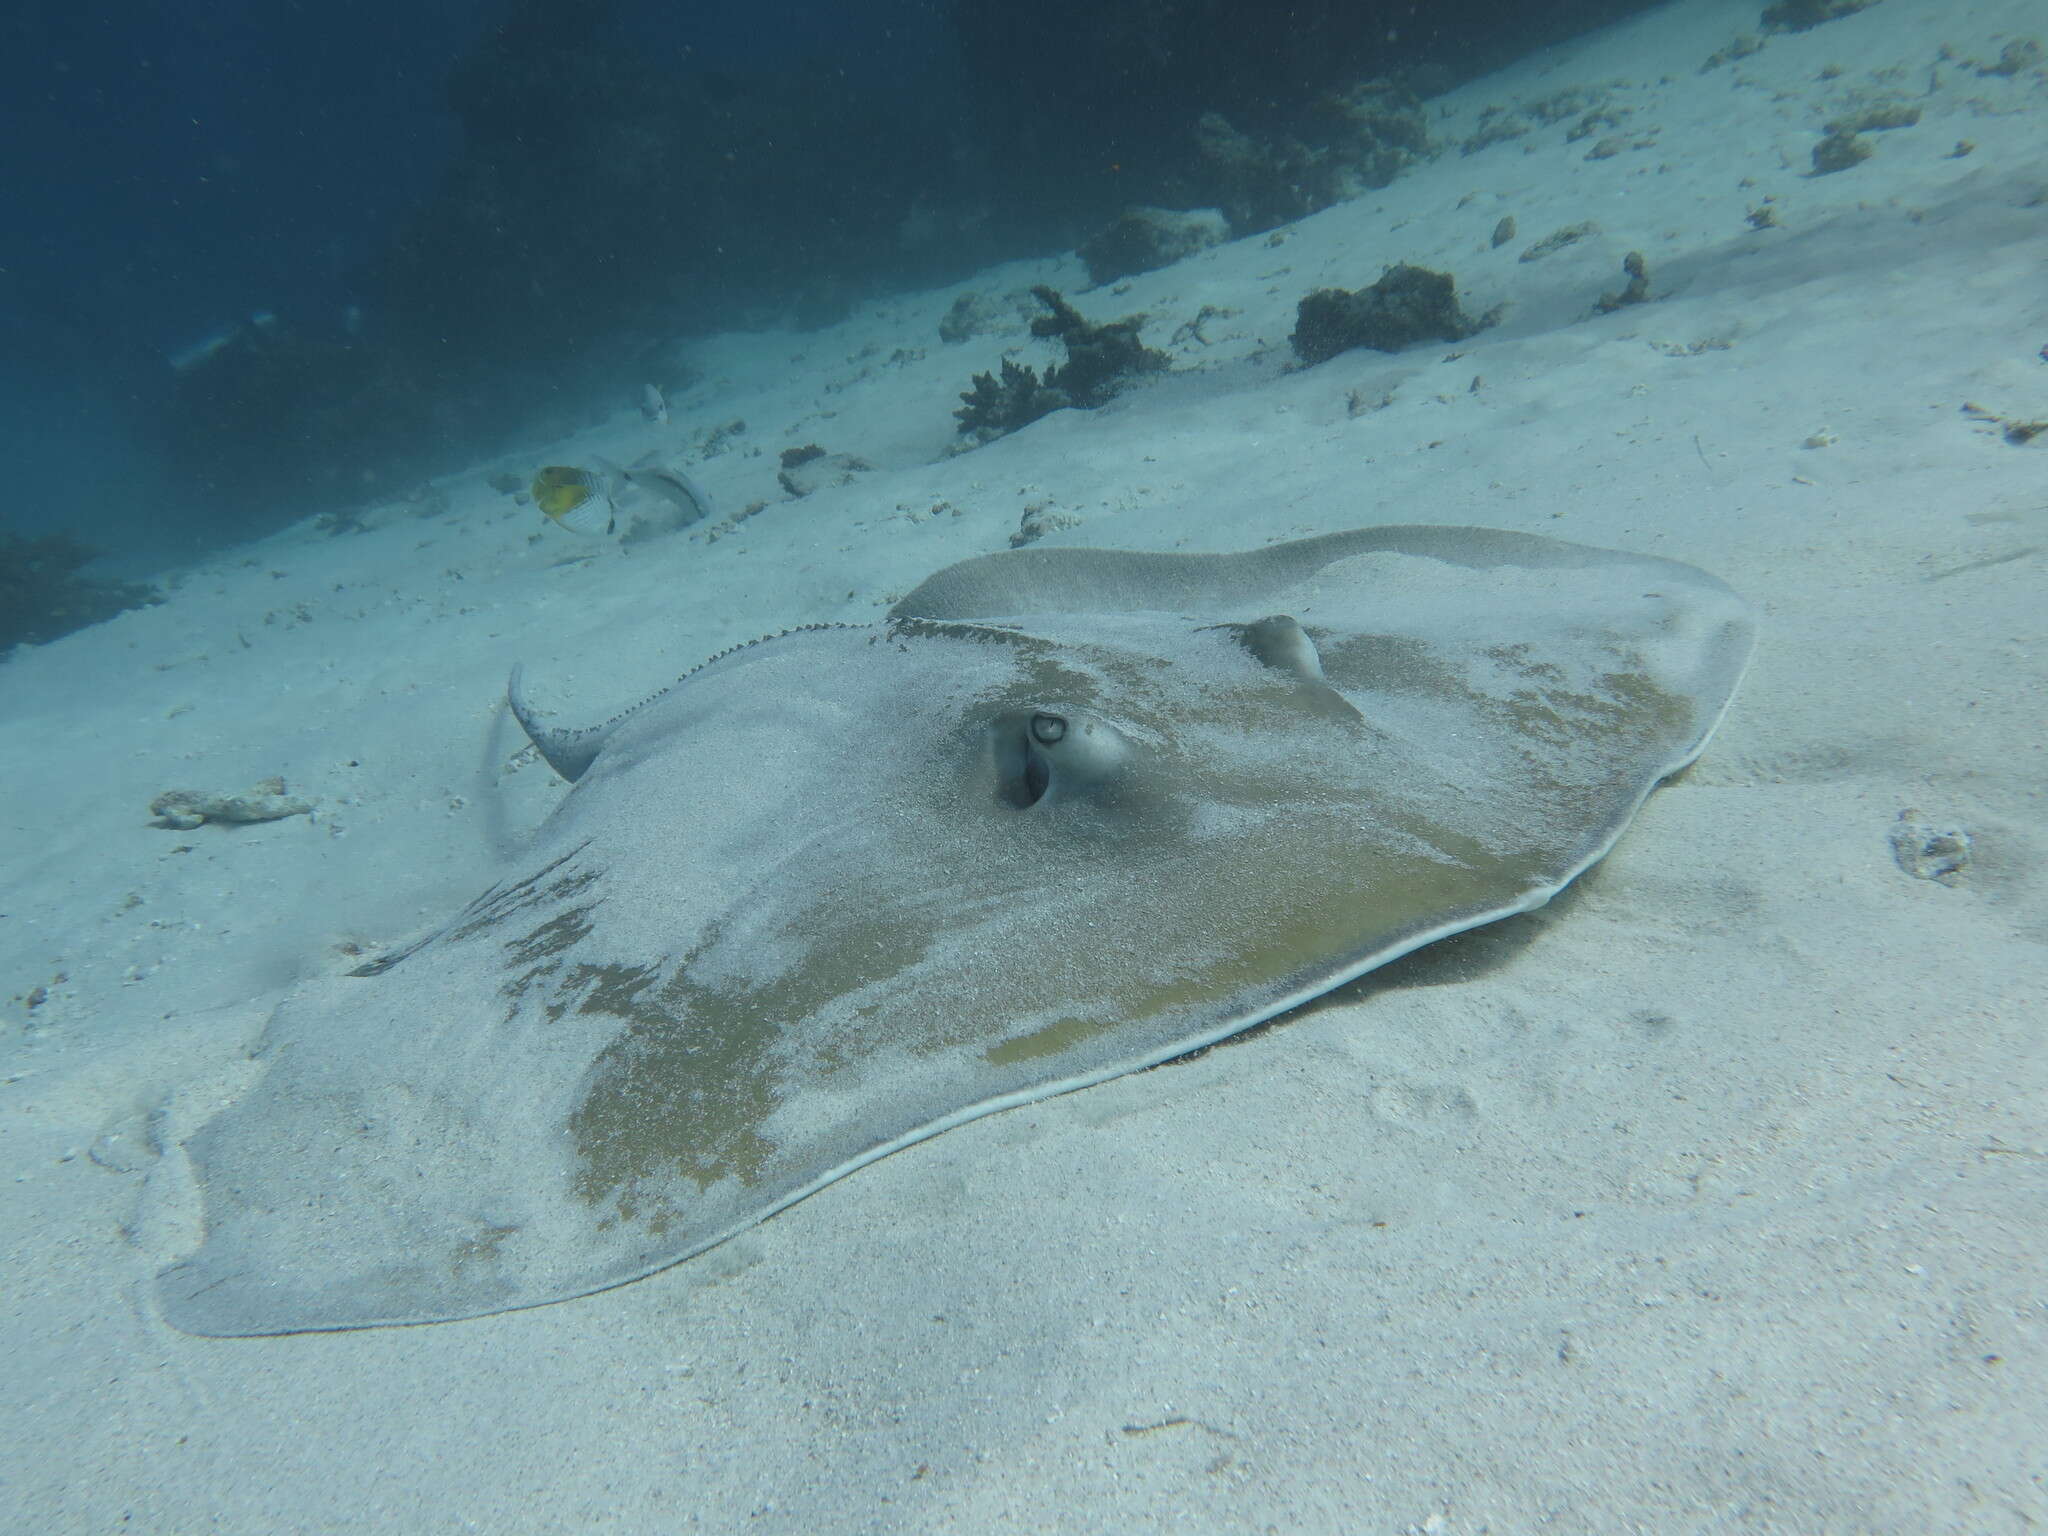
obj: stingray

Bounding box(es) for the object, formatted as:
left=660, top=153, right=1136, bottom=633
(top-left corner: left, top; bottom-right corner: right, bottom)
left=154, top=525, right=1753, bottom=1335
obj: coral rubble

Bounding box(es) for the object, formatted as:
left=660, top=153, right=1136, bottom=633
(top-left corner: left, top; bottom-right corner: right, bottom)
left=777, top=452, right=874, bottom=498
left=149, top=778, right=313, bottom=831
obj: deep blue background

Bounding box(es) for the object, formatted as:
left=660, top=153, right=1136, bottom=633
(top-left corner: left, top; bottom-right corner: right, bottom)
left=1, top=0, right=943, bottom=566
left=1, top=0, right=1620, bottom=574
left=5, top=0, right=941, bottom=362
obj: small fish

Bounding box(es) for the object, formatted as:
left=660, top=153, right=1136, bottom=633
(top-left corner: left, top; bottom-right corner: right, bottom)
left=641, top=383, right=669, bottom=425
left=595, top=452, right=715, bottom=528
left=531, top=466, right=615, bottom=536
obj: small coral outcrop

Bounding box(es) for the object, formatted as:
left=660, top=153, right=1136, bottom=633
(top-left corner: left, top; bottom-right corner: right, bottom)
left=1810, top=127, right=1873, bottom=174
left=1027, top=287, right=1167, bottom=407
left=1192, top=114, right=1336, bottom=232
left=1317, top=80, right=1434, bottom=188
left=1290, top=265, right=1489, bottom=365
left=1761, top=0, right=1878, bottom=33
left=1596, top=252, right=1653, bottom=313
left=939, top=292, right=1009, bottom=344
left=954, top=288, right=1167, bottom=443
left=955, top=359, right=1072, bottom=443
left=1079, top=206, right=1229, bottom=286
left=1192, top=82, right=1431, bottom=234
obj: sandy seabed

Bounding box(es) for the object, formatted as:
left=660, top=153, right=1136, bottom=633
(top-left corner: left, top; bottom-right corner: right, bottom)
left=3, top=1, right=2045, bottom=1530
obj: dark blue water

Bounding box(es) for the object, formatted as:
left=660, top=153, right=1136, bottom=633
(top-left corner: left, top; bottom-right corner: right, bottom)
left=6, top=1, right=940, bottom=377
left=0, top=0, right=1631, bottom=578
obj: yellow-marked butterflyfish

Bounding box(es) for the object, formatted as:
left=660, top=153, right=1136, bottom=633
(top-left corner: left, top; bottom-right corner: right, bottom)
left=531, top=465, right=616, bottom=536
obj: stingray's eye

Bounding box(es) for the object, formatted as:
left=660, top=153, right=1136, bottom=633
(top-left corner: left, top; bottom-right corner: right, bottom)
left=990, top=705, right=1133, bottom=810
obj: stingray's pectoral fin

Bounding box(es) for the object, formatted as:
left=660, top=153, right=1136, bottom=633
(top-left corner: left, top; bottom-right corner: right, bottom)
left=1224, top=614, right=1324, bottom=678
left=508, top=665, right=616, bottom=783
left=1212, top=615, right=1366, bottom=726
left=152, top=526, right=1754, bottom=1337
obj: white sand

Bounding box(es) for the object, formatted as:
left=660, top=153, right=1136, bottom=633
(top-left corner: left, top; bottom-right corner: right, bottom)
left=4, top=1, right=2044, bottom=1529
